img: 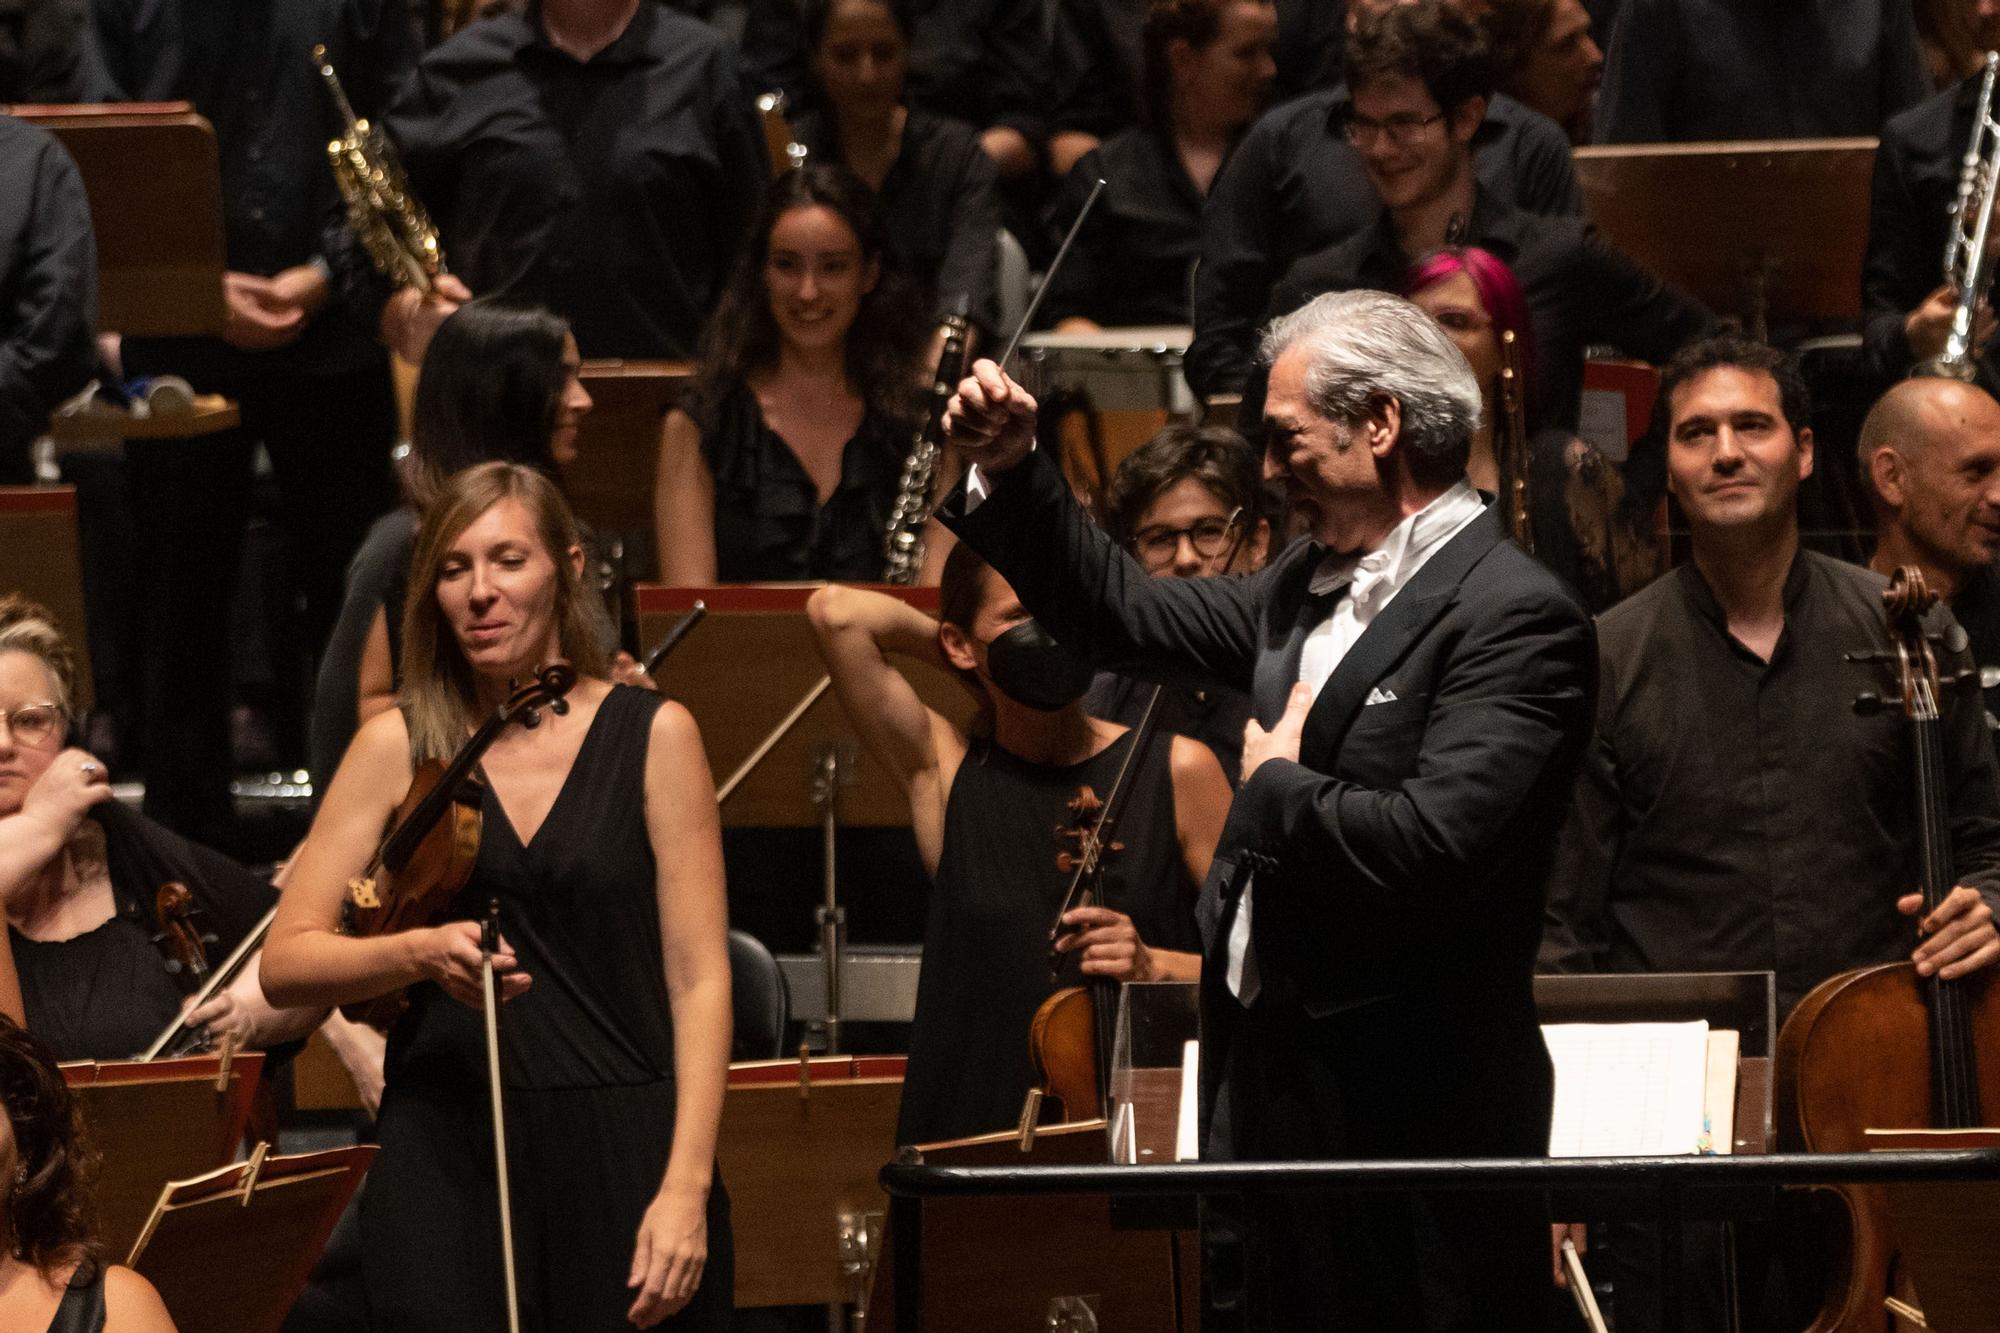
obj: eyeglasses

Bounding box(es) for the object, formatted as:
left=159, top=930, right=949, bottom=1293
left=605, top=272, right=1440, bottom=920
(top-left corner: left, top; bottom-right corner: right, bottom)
left=1129, top=509, right=1244, bottom=570
left=1341, top=110, right=1446, bottom=148
left=0, top=702, right=64, bottom=746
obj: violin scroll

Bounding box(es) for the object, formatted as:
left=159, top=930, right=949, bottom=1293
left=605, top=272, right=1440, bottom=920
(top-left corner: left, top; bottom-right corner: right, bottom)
left=154, top=882, right=213, bottom=985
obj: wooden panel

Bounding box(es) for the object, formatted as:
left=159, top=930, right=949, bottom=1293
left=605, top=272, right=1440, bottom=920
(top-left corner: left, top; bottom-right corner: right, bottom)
left=1574, top=139, right=1876, bottom=327
left=13, top=104, right=227, bottom=338
left=557, top=360, right=697, bottom=577
left=0, top=486, right=94, bottom=710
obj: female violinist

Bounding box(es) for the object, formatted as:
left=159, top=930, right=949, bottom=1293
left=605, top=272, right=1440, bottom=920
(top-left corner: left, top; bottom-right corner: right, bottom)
left=264, top=462, right=733, bottom=1330
left=807, top=546, right=1231, bottom=1144
left=652, top=164, right=929, bottom=585
left=0, top=597, right=330, bottom=1064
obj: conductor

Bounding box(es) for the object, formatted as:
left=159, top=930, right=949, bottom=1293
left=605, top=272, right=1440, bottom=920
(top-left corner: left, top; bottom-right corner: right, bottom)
left=938, top=289, right=1597, bottom=1330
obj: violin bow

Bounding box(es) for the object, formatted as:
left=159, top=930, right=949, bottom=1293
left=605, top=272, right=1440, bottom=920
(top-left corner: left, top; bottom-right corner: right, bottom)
left=480, top=899, right=524, bottom=1333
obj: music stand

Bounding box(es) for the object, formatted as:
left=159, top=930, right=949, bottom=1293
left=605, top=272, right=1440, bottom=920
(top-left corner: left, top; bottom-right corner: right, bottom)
left=9, top=103, right=227, bottom=338
left=1573, top=138, right=1877, bottom=340
left=0, top=485, right=93, bottom=708
left=128, top=1143, right=377, bottom=1333
left=867, top=1121, right=1186, bottom=1332
left=62, top=1052, right=265, bottom=1259
left=557, top=360, right=696, bottom=583
left=637, top=585, right=978, bottom=1052
left=720, top=1054, right=907, bottom=1308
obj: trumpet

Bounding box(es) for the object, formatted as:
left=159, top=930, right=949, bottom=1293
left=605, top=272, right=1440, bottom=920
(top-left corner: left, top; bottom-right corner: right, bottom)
left=1917, top=49, right=2000, bottom=380
left=1496, top=328, right=1533, bottom=554
left=314, top=44, right=446, bottom=295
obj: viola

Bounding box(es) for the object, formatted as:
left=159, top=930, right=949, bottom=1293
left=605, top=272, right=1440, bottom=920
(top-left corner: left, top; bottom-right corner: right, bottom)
left=1774, top=567, right=2000, bottom=1331
left=340, top=660, right=577, bottom=1029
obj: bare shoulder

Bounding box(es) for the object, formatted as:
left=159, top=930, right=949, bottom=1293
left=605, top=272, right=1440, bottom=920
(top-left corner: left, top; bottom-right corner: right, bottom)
left=102, top=1264, right=177, bottom=1331
left=647, top=695, right=703, bottom=754
left=1168, top=734, right=1229, bottom=788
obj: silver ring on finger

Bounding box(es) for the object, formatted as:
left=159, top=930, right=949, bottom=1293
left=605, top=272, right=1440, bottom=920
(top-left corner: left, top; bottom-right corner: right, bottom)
left=80, top=760, right=101, bottom=778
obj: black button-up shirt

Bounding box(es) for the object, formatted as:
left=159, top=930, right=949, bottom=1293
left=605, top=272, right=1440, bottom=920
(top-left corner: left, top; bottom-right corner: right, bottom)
left=0, top=115, right=96, bottom=482
left=791, top=107, right=1000, bottom=331
left=386, top=2, right=768, bottom=359
left=89, top=0, right=415, bottom=377
left=1266, top=188, right=1714, bottom=433
left=1862, top=74, right=1996, bottom=390
left=1594, top=0, right=1928, bottom=143
left=1040, top=127, right=1209, bottom=328
left=1541, top=551, right=2000, bottom=1017
left=0, top=0, right=84, bottom=100
left=1187, top=87, right=1584, bottom=399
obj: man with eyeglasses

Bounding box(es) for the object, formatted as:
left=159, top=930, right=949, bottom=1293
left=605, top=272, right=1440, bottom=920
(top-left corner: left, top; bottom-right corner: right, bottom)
left=1186, top=0, right=1585, bottom=402
left=1263, top=0, right=1711, bottom=437
left=1084, top=425, right=1273, bottom=782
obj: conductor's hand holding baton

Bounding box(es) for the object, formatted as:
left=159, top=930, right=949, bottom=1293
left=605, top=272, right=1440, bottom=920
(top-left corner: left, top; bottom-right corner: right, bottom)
left=942, top=359, right=1040, bottom=477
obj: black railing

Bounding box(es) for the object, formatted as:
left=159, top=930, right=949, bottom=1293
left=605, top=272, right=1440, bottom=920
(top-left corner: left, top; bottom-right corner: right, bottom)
left=879, top=1149, right=2000, bottom=1331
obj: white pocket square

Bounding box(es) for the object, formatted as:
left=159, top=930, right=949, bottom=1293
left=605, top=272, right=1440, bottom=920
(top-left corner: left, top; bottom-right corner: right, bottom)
left=1364, top=686, right=1398, bottom=706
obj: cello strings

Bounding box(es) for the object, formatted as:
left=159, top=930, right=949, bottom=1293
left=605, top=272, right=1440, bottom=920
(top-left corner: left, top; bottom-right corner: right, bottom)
left=1915, top=705, right=1976, bottom=1125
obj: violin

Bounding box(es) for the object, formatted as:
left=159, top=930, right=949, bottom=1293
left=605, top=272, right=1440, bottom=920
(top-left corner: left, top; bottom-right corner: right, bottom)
left=1774, top=567, right=2000, bottom=1331
left=153, top=882, right=213, bottom=989
left=1029, top=686, right=1164, bottom=1123
left=340, top=660, right=577, bottom=1029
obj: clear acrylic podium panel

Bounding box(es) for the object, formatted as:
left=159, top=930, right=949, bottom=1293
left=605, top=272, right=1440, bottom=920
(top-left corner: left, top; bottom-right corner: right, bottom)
left=1109, top=982, right=1201, bottom=1164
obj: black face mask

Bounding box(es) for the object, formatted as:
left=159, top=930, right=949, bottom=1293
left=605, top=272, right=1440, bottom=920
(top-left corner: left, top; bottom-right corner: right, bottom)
left=984, top=619, right=1095, bottom=711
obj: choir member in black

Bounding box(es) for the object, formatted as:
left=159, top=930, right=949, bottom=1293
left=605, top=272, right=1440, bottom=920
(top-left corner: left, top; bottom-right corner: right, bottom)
left=741, top=0, right=1056, bottom=183
left=265, top=462, right=733, bottom=1331
left=87, top=0, right=414, bottom=844
left=0, top=597, right=343, bottom=1068
left=940, top=290, right=1597, bottom=1330
left=1857, top=376, right=2000, bottom=725
left=788, top=0, right=1002, bottom=331
left=1404, top=246, right=1666, bottom=610
left=655, top=164, right=929, bottom=584
left=1186, top=0, right=1583, bottom=400
left=1863, top=65, right=2000, bottom=391
left=1475, top=0, right=1604, bottom=143
left=0, top=114, right=94, bottom=486
left=310, top=299, right=615, bottom=801
left=1041, top=0, right=1278, bottom=332
left=1593, top=0, right=1928, bottom=143
left=807, top=554, right=1230, bottom=1143
left=376, top=0, right=768, bottom=366
left=1264, top=2, right=1711, bottom=434
left=1086, top=425, right=1268, bottom=779
left=1912, top=0, right=1998, bottom=90
left=0, top=1017, right=175, bottom=1333
left=1541, top=337, right=2000, bottom=1333
left=0, top=0, right=83, bottom=101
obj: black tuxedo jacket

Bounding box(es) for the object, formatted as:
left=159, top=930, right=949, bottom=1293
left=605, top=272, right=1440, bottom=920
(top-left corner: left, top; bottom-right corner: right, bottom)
left=941, top=449, right=1599, bottom=1021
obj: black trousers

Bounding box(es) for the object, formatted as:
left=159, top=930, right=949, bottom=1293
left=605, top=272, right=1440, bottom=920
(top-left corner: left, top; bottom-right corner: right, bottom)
left=1200, top=979, right=1555, bottom=1332
left=120, top=352, right=392, bottom=843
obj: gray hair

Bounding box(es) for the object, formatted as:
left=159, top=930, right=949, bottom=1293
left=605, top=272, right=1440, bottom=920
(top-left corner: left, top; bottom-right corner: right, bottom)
left=1258, top=289, right=1484, bottom=475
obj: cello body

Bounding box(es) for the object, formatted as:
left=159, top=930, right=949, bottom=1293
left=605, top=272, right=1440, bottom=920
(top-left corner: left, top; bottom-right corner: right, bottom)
left=1776, top=962, right=2000, bottom=1331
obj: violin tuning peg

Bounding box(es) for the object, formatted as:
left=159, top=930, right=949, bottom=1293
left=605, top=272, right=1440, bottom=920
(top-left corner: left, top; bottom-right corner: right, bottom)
left=1853, top=691, right=1900, bottom=717
left=1845, top=651, right=1895, bottom=665
left=551, top=698, right=570, bottom=716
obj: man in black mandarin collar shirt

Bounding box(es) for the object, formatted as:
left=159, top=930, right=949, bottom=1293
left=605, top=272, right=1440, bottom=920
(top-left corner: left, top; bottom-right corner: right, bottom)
left=1542, top=337, right=2000, bottom=1331
left=379, top=0, right=768, bottom=362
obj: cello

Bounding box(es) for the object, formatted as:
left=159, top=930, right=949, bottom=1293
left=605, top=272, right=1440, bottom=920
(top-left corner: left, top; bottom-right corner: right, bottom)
left=1774, top=566, right=2000, bottom=1331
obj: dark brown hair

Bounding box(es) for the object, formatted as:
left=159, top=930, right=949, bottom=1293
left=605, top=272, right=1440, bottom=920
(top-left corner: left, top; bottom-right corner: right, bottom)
left=1343, top=0, right=1494, bottom=117
left=1100, top=424, right=1263, bottom=545
left=0, top=1018, right=101, bottom=1275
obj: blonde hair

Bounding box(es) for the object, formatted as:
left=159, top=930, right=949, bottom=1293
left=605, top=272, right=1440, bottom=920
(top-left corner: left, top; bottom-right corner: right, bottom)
left=0, top=595, right=79, bottom=718
left=399, top=462, right=607, bottom=762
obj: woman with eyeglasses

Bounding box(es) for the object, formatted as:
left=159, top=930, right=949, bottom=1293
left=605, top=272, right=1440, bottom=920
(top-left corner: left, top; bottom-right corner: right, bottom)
left=0, top=597, right=328, bottom=1064
left=1082, top=424, right=1271, bottom=781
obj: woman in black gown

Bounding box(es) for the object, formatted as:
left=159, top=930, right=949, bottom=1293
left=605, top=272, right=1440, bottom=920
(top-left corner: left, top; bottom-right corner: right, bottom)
left=265, top=462, right=733, bottom=1330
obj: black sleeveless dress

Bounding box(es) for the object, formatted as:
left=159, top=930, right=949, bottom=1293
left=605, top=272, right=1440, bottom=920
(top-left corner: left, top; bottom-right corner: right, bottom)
left=360, top=686, right=732, bottom=1330
left=44, top=1264, right=104, bottom=1333
left=896, top=730, right=1201, bottom=1146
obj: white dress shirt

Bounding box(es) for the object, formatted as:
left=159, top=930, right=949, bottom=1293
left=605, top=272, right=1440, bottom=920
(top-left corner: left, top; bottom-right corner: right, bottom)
left=1226, top=480, right=1488, bottom=1004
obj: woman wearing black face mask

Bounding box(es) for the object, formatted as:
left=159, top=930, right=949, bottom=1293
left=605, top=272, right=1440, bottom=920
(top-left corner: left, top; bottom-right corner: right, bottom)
left=807, top=548, right=1232, bottom=1146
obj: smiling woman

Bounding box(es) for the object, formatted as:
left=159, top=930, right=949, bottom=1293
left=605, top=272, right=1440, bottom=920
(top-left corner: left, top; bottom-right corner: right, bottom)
left=652, top=164, right=930, bottom=584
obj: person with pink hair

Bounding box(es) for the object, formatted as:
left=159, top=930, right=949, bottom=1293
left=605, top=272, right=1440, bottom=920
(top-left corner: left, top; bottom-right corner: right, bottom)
left=1404, top=245, right=1666, bottom=610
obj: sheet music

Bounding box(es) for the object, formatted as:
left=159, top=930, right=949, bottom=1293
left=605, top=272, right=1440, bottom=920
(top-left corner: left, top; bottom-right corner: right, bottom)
left=1543, top=1021, right=1710, bottom=1157
left=1175, top=1040, right=1201, bottom=1162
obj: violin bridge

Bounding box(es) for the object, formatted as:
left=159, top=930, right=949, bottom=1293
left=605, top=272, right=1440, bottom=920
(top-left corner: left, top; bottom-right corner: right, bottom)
left=348, top=876, right=381, bottom=910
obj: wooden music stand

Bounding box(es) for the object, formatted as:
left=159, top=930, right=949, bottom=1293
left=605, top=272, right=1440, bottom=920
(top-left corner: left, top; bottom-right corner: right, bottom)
left=1572, top=138, right=1877, bottom=340
left=720, top=1054, right=907, bottom=1308
left=62, top=1052, right=265, bottom=1259
left=634, top=585, right=979, bottom=828
left=8, top=103, right=227, bottom=338
left=1871, top=1128, right=2000, bottom=1333
left=127, top=1143, right=377, bottom=1333
left=556, top=360, right=696, bottom=579
left=867, top=1121, right=1187, bottom=1332
left=0, top=485, right=92, bottom=708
